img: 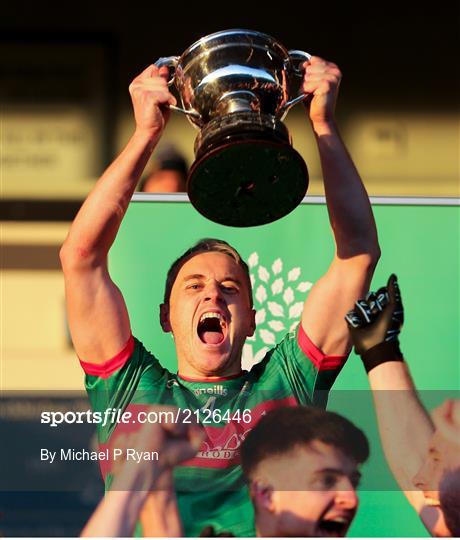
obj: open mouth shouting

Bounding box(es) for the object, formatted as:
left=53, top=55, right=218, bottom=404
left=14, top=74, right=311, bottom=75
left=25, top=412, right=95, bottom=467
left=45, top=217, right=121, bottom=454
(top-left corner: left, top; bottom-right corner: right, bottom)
left=196, top=311, right=228, bottom=346
left=316, top=512, right=354, bottom=537
left=423, top=492, right=441, bottom=507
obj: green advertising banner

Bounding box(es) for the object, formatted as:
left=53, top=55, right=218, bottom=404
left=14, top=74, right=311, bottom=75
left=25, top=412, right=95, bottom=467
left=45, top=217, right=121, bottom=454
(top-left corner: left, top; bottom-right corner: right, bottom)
left=110, top=195, right=459, bottom=537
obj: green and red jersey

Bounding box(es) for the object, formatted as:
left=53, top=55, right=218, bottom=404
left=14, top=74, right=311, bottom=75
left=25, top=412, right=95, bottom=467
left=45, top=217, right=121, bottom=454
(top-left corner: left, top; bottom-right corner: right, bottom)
left=82, top=325, right=347, bottom=537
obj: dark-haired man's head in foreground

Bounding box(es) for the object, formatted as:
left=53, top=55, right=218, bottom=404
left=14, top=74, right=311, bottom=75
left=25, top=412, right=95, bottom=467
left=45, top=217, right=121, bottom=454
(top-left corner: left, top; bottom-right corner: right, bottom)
left=440, top=467, right=460, bottom=537
left=241, top=406, right=369, bottom=537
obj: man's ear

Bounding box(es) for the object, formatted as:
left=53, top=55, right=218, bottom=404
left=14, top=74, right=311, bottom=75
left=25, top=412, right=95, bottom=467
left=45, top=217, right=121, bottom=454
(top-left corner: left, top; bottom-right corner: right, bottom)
left=160, top=303, right=172, bottom=333
left=247, top=308, right=257, bottom=337
left=250, top=479, right=275, bottom=513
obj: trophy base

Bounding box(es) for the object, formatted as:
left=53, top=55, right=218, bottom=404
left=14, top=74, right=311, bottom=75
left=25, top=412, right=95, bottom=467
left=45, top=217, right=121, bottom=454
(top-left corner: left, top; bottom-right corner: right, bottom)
left=188, top=139, right=309, bottom=227
left=188, top=112, right=309, bottom=227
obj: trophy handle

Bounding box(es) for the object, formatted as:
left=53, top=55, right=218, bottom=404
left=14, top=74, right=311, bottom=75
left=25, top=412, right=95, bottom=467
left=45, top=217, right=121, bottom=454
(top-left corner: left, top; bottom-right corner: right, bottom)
left=154, top=56, right=202, bottom=121
left=279, top=50, right=312, bottom=118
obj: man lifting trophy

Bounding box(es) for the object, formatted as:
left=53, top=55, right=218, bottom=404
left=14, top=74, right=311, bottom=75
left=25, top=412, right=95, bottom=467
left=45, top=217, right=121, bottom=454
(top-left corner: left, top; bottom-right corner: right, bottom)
left=155, top=29, right=312, bottom=227
left=61, top=26, right=380, bottom=535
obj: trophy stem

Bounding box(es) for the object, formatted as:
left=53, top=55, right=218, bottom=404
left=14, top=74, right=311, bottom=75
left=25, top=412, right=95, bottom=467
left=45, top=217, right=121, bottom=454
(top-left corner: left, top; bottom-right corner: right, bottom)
left=216, top=91, right=261, bottom=115
left=194, top=112, right=291, bottom=158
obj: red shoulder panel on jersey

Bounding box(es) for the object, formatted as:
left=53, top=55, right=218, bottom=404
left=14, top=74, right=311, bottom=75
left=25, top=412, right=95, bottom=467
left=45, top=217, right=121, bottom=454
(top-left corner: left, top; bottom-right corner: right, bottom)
left=297, top=325, right=347, bottom=371
left=79, top=334, right=134, bottom=378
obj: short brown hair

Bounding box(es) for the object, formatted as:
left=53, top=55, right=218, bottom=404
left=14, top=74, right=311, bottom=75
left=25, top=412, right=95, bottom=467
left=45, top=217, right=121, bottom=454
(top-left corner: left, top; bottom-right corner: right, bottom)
left=164, top=238, right=253, bottom=306
left=241, top=406, right=370, bottom=481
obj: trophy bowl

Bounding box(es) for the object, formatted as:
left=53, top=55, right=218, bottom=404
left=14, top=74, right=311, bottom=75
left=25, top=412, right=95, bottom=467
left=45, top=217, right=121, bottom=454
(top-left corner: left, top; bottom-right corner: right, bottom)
left=155, top=29, right=311, bottom=227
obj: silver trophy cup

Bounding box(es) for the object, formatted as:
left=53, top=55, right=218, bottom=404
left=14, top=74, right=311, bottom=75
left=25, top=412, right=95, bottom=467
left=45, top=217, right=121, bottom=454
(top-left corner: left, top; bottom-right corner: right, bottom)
left=155, top=29, right=311, bottom=227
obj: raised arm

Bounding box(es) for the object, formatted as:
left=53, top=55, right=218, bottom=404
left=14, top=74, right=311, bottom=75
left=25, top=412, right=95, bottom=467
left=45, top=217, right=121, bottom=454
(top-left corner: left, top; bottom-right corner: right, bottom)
left=300, top=57, right=380, bottom=356
left=345, top=276, right=449, bottom=536
left=60, top=65, right=176, bottom=363
left=81, top=406, right=204, bottom=537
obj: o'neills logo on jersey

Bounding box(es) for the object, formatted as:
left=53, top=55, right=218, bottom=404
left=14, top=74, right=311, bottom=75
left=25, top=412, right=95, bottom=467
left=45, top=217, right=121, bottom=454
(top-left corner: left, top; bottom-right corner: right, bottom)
left=194, top=385, right=228, bottom=397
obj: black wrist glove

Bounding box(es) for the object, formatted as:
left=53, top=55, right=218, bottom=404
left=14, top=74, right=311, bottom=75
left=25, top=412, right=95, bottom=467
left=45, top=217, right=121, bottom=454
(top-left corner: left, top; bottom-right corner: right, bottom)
left=345, top=274, right=405, bottom=372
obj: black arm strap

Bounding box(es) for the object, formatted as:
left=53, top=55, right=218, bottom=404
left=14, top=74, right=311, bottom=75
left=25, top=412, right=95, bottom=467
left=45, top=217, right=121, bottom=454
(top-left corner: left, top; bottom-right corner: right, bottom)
left=361, top=340, right=404, bottom=373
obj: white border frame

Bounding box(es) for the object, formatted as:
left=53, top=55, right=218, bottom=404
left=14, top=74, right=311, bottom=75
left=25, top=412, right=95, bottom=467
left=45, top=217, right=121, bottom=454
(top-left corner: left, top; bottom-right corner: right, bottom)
left=132, top=193, right=460, bottom=206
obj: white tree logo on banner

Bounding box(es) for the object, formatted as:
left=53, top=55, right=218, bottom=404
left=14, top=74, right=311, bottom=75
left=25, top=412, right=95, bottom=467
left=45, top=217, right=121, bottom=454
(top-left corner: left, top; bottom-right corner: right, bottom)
left=242, top=252, right=313, bottom=371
